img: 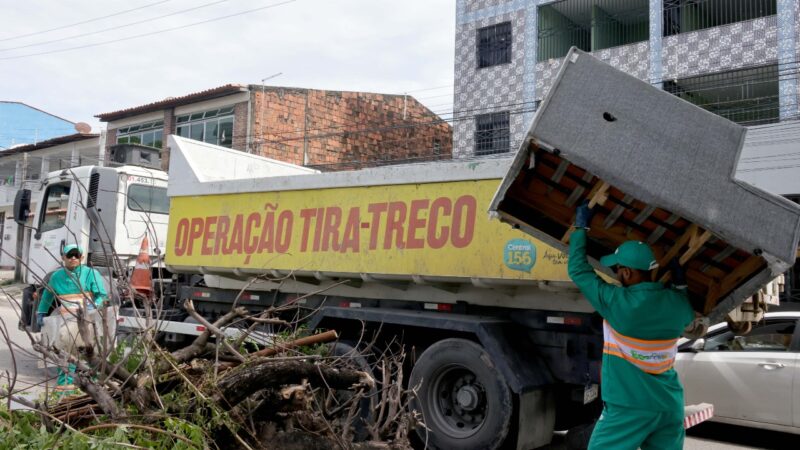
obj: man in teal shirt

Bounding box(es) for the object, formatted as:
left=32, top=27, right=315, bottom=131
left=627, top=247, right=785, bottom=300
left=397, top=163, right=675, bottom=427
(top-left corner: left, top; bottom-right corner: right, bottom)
left=36, top=244, right=108, bottom=387
left=568, top=204, right=695, bottom=450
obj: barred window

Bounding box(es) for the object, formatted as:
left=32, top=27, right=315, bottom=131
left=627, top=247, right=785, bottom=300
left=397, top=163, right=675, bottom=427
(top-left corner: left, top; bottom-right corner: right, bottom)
left=477, top=22, right=512, bottom=69
left=475, top=112, right=510, bottom=156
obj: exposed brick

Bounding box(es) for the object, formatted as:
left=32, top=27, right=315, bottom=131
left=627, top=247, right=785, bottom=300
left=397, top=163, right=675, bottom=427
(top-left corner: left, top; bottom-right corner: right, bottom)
left=102, top=87, right=452, bottom=171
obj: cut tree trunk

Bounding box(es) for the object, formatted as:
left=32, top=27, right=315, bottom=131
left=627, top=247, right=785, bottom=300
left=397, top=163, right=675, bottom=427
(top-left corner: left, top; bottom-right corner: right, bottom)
left=213, top=359, right=369, bottom=410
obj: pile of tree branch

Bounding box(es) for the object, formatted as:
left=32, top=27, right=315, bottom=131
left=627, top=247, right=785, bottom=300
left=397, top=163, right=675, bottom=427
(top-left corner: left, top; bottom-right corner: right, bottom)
left=6, top=296, right=419, bottom=449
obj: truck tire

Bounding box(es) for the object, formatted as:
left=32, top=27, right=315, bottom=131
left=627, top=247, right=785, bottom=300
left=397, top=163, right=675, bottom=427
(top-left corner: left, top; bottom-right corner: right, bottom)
left=328, top=341, right=375, bottom=441
left=409, top=338, right=512, bottom=450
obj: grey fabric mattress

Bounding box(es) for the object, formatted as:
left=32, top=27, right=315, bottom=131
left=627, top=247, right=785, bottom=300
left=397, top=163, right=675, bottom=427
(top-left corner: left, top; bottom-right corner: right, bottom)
left=489, top=48, right=800, bottom=322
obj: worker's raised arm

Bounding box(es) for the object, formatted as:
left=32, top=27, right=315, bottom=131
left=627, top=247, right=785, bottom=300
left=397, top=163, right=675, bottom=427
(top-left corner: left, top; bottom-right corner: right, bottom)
left=567, top=204, right=619, bottom=317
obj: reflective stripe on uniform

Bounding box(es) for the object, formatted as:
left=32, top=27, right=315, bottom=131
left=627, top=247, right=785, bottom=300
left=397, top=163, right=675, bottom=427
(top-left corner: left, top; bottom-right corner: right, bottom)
left=603, top=320, right=678, bottom=374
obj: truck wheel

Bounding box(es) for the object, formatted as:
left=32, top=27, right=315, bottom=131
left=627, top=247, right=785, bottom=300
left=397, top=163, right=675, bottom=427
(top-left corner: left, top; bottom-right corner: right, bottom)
left=409, top=338, right=512, bottom=450
left=328, top=341, right=375, bottom=441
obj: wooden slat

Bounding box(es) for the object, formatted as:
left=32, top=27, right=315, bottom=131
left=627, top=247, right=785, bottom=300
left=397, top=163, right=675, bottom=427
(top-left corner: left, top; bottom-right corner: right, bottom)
left=588, top=181, right=610, bottom=208
left=659, top=228, right=713, bottom=283
left=703, top=281, right=721, bottom=315
left=561, top=181, right=610, bottom=243
left=717, top=255, right=765, bottom=297
left=652, top=224, right=698, bottom=281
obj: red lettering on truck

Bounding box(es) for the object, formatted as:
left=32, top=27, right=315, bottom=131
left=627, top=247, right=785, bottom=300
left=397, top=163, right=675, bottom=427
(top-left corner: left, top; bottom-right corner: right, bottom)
left=171, top=193, right=478, bottom=261
left=174, top=218, right=189, bottom=256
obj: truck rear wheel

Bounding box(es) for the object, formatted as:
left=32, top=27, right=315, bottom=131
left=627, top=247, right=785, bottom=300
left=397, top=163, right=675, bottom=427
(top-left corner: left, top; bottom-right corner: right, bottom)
left=328, top=340, right=375, bottom=441
left=409, top=338, right=512, bottom=450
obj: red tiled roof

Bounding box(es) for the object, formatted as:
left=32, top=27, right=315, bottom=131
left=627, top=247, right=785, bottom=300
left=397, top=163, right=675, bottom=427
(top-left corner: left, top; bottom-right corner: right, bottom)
left=1, top=133, right=99, bottom=155
left=95, top=84, right=248, bottom=122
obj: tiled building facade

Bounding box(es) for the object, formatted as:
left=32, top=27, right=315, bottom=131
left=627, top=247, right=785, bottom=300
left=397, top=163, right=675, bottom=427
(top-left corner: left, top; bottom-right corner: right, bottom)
left=97, top=85, right=453, bottom=171
left=454, top=0, right=800, bottom=157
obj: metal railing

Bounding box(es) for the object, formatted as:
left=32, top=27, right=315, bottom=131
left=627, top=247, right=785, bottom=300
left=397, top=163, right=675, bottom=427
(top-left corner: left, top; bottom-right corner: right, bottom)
left=536, top=0, right=778, bottom=61
left=538, top=0, right=649, bottom=61
left=663, top=63, right=781, bottom=125
left=0, top=180, right=42, bottom=205
left=663, top=0, right=777, bottom=36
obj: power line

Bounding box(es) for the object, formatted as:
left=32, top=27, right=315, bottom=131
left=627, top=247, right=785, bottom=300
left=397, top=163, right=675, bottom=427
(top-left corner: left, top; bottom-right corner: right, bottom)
left=0, top=0, right=297, bottom=61
left=0, top=0, right=230, bottom=54
left=0, top=0, right=175, bottom=43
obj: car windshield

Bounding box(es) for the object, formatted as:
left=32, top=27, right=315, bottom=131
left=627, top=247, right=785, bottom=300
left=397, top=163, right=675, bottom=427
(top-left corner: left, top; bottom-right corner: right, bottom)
left=127, top=184, right=169, bottom=215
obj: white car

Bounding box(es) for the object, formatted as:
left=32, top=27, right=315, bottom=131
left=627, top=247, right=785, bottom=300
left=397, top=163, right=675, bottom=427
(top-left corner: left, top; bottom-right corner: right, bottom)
left=675, top=311, right=800, bottom=435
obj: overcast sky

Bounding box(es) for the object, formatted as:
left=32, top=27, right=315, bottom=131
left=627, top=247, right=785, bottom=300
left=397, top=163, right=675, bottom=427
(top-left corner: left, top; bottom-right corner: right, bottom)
left=1, top=0, right=456, bottom=132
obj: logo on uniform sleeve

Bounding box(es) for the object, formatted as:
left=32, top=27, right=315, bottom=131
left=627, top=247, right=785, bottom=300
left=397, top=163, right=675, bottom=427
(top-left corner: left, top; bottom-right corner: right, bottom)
left=504, top=239, right=536, bottom=272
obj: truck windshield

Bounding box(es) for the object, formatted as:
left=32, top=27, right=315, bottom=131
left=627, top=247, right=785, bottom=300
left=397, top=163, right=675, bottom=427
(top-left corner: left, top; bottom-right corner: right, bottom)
left=128, top=184, right=169, bottom=214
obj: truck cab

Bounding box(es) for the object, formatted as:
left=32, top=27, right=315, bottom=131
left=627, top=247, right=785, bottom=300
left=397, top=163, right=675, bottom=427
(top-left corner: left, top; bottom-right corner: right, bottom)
left=14, top=145, right=169, bottom=329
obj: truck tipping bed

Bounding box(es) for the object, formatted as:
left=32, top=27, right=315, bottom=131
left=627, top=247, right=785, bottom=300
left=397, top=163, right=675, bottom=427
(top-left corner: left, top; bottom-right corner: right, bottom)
left=489, top=48, right=800, bottom=323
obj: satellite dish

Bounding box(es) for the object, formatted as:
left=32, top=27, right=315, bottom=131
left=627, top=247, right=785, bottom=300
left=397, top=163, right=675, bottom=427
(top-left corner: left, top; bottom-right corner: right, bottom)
left=75, top=122, right=92, bottom=133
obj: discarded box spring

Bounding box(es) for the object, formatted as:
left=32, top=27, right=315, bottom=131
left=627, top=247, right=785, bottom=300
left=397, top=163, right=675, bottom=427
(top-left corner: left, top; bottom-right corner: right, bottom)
left=489, top=48, right=800, bottom=323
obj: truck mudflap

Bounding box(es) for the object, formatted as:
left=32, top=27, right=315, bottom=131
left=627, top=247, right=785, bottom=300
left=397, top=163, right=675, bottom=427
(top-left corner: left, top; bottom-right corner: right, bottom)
left=684, top=403, right=714, bottom=429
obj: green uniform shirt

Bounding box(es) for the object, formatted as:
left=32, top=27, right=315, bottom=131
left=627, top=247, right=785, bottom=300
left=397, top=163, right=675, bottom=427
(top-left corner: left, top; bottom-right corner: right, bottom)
left=568, top=229, right=694, bottom=411
left=37, top=265, right=108, bottom=314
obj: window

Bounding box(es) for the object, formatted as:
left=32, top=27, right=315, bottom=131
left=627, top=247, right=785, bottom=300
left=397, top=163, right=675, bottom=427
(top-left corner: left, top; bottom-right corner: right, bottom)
left=704, top=320, right=796, bottom=352
left=477, top=22, right=512, bottom=68
left=175, top=106, right=235, bottom=148
left=127, top=184, right=170, bottom=215
left=538, top=0, right=649, bottom=61
left=663, top=0, right=777, bottom=36
left=39, top=183, right=70, bottom=233
left=117, top=120, right=164, bottom=149
left=475, top=111, right=510, bottom=156
left=663, top=64, right=779, bottom=125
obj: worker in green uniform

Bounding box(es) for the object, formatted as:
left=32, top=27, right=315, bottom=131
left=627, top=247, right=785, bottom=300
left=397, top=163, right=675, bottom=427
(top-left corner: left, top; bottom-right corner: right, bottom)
left=36, top=244, right=108, bottom=387
left=568, top=203, right=695, bottom=450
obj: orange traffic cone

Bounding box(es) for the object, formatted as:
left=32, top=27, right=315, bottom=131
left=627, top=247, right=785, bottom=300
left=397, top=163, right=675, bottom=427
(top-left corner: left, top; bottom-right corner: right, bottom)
left=130, top=235, right=153, bottom=299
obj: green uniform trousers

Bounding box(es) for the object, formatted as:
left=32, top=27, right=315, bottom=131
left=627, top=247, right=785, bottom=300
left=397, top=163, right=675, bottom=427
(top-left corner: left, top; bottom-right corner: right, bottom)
left=589, top=403, right=684, bottom=450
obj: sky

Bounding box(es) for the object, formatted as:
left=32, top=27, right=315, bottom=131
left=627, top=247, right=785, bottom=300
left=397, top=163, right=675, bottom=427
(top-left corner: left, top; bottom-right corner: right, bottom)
left=0, top=0, right=456, bottom=133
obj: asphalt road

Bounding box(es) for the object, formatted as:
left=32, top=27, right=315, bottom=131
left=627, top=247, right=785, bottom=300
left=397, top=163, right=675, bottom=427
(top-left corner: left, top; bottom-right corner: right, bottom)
left=0, top=281, right=50, bottom=408
left=0, top=276, right=796, bottom=448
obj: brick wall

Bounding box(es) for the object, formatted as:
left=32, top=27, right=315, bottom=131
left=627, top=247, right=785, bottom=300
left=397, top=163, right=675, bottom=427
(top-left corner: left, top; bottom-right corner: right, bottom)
left=251, top=88, right=452, bottom=169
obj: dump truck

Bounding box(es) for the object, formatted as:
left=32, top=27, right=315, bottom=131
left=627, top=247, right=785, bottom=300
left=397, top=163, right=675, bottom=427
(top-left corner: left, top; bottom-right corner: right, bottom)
left=17, top=138, right=604, bottom=449
left=15, top=50, right=798, bottom=449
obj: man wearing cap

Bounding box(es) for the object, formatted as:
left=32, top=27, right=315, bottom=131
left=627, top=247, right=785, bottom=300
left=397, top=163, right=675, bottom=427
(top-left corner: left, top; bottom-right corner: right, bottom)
left=568, top=204, right=695, bottom=450
left=36, top=244, right=108, bottom=387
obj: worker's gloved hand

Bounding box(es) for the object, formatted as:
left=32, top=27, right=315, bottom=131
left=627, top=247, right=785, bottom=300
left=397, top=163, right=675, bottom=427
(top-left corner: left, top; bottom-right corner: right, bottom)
left=36, top=312, right=46, bottom=328
left=669, top=258, right=687, bottom=290
left=574, top=201, right=594, bottom=229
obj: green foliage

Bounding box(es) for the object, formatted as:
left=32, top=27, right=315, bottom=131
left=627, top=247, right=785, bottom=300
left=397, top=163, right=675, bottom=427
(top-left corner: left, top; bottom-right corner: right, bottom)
left=108, top=335, right=147, bottom=374
left=0, top=405, right=208, bottom=449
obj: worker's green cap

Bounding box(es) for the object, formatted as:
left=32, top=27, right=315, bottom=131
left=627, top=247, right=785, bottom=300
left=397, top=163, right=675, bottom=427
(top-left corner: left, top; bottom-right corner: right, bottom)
left=62, top=244, right=84, bottom=255
left=600, top=240, right=658, bottom=271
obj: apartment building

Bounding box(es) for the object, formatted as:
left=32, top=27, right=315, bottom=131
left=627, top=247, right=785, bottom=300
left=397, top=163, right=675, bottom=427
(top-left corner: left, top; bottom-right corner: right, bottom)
left=454, top=0, right=800, bottom=157
left=97, top=84, right=453, bottom=171
left=0, top=133, right=101, bottom=268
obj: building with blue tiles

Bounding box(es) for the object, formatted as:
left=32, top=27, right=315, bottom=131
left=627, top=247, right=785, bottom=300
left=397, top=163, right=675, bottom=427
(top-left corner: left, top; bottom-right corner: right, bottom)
left=0, top=101, right=77, bottom=150
left=454, top=0, right=800, bottom=157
